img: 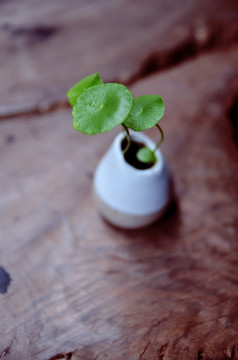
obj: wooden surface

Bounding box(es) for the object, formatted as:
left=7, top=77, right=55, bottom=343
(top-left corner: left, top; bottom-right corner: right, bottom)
left=0, top=0, right=238, bottom=117
left=1, top=1, right=238, bottom=359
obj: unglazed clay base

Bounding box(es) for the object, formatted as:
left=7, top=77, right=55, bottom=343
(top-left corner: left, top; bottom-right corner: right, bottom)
left=93, top=189, right=171, bottom=229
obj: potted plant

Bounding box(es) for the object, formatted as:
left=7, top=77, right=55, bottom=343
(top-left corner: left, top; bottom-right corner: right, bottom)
left=67, top=73, right=171, bottom=229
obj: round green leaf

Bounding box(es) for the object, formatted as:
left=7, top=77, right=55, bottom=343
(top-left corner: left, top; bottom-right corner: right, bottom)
left=72, top=83, right=133, bottom=134
left=124, top=95, right=165, bottom=131
left=136, top=147, right=157, bottom=164
left=67, top=72, right=103, bottom=106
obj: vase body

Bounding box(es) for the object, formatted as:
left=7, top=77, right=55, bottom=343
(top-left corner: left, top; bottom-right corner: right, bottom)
left=93, top=132, right=171, bottom=229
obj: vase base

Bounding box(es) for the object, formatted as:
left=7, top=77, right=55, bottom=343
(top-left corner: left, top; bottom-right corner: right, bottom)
left=93, top=189, right=171, bottom=230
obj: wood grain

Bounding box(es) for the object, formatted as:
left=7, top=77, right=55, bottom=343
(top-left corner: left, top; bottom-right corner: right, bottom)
left=0, top=0, right=238, bottom=117
left=1, top=45, right=238, bottom=359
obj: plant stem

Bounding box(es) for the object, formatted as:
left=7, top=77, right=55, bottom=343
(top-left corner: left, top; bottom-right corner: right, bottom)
left=121, top=123, right=131, bottom=154
left=154, top=123, right=164, bottom=151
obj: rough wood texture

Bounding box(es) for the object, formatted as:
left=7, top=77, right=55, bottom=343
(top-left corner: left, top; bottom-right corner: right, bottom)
left=0, top=0, right=238, bottom=117
left=1, top=45, right=238, bottom=359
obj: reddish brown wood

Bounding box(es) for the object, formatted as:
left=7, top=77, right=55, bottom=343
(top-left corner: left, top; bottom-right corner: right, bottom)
left=0, top=45, right=238, bottom=359
left=0, top=0, right=238, bottom=117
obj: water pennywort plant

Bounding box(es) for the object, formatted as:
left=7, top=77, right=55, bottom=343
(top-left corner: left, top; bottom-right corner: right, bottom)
left=67, top=72, right=165, bottom=168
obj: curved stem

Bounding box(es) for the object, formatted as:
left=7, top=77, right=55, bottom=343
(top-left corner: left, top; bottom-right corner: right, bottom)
left=121, top=123, right=131, bottom=154
left=154, top=123, right=164, bottom=151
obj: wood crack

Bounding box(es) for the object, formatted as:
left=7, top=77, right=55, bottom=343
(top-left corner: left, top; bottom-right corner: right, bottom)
left=138, top=342, right=151, bottom=360
left=1, top=41, right=238, bottom=120
left=125, top=28, right=238, bottom=86
left=231, top=345, right=237, bottom=360
left=197, top=348, right=204, bottom=360
left=0, top=347, right=10, bottom=358
left=158, top=342, right=169, bottom=360
left=49, top=352, right=74, bottom=360
left=0, top=339, right=15, bottom=358
left=229, top=96, right=238, bottom=146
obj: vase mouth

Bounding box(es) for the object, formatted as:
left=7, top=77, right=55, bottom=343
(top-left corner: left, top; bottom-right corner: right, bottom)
left=114, top=131, right=164, bottom=174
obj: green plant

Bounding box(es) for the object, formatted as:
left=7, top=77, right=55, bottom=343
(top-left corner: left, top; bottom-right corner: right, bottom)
left=67, top=72, right=165, bottom=166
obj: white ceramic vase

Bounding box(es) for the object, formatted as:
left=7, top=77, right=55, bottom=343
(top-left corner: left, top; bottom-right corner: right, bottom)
left=93, top=132, right=171, bottom=229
